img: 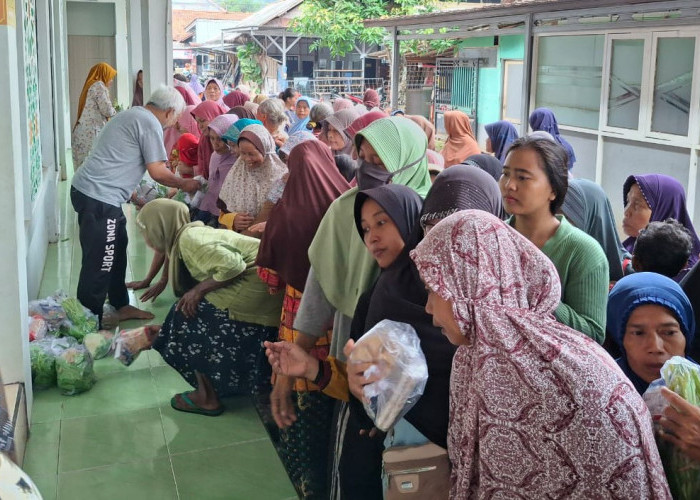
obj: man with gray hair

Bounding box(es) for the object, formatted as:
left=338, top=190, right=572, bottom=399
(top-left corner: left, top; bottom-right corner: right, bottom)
left=71, top=85, right=199, bottom=326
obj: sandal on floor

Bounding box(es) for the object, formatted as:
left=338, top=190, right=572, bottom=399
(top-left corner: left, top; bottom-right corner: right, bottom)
left=170, top=392, right=225, bottom=416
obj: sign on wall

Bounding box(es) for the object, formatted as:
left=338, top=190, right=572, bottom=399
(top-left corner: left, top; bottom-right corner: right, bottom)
left=22, top=0, right=41, bottom=201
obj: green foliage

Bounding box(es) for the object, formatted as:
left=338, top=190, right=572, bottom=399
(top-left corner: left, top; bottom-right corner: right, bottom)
left=238, top=42, right=264, bottom=86
left=401, top=28, right=459, bottom=56
left=292, top=0, right=438, bottom=58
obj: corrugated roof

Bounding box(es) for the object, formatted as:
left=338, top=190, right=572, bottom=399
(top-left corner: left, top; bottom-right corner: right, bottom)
left=172, top=9, right=249, bottom=42
left=223, top=0, right=304, bottom=31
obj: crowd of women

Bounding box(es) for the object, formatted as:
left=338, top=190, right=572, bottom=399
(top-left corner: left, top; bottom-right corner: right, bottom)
left=72, top=62, right=700, bottom=498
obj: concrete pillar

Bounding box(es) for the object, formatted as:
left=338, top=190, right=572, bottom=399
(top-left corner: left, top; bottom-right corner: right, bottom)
left=390, top=27, right=400, bottom=110
left=520, top=14, right=533, bottom=136
left=114, top=0, right=130, bottom=107
left=51, top=0, right=71, bottom=178
left=127, top=0, right=143, bottom=101
left=140, top=0, right=173, bottom=102
left=0, top=4, right=33, bottom=396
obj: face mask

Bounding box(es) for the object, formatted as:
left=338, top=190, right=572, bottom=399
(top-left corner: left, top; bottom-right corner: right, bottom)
left=356, top=153, right=426, bottom=191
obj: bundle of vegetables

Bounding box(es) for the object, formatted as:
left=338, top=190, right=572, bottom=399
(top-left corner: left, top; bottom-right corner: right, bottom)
left=29, top=341, right=57, bottom=389
left=56, top=345, right=96, bottom=396
left=59, top=297, right=98, bottom=342
left=83, top=331, right=114, bottom=360
left=658, top=357, right=700, bottom=499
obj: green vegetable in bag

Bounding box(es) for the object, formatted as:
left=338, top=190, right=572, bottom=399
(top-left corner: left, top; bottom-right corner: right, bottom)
left=29, top=342, right=56, bottom=389
left=59, top=298, right=98, bottom=342
left=56, top=346, right=96, bottom=395
left=659, top=356, right=700, bottom=499
left=83, top=331, right=113, bottom=360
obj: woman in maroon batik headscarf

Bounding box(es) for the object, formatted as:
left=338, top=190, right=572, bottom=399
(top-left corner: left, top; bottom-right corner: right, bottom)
left=411, top=210, right=671, bottom=499
left=190, top=101, right=226, bottom=178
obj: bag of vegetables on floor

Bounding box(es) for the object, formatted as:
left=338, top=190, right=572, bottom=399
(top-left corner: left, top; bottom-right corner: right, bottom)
left=56, top=345, right=96, bottom=396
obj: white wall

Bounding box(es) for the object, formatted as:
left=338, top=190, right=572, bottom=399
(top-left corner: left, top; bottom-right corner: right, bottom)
left=192, top=19, right=240, bottom=44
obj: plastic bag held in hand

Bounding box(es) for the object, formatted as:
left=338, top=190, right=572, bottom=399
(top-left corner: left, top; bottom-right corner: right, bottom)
left=348, top=319, right=428, bottom=432
left=114, top=327, right=151, bottom=366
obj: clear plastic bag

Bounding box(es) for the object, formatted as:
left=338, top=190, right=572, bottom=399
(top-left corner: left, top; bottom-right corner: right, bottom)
left=83, top=331, right=114, bottom=360
left=28, top=315, right=48, bottom=342
left=56, top=345, right=96, bottom=396
left=642, top=356, right=700, bottom=499
left=59, top=297, right=98, bottom=342
left=28, top=292, right=69, bottom=333
left=114, top=327, right=151, bottom=366
left=349, top=319, right=428, bottom=432
left=29, top=336, right=79, bottom=390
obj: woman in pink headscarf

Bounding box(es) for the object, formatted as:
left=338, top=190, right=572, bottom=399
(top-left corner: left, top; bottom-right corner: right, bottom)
left=411, top=210, right=671, bottom=499
left=223, top=90, right=249, bottom=109
left=332, top=97, right=354, bottom=112
left=203, top=78, right=229, bottom=111
left=191, top=101, right=226, bottom=178
left=362, top=89, right=380, bottom=110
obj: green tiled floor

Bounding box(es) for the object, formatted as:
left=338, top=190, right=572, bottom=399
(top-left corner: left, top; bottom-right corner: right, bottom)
left=25, top=181, right=296, bottom=500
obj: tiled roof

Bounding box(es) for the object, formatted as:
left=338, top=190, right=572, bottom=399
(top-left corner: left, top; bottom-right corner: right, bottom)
left=172, top=9, right=249, bottom=42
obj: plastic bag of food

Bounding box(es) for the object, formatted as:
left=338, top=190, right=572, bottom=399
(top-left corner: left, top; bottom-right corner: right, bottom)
left=642, top=356, right=700, bottom=499
left=114, top=327, right=152, bottom=366
left=28, top=294, right=68, bottom=333
left=56, top=345, right=96, bottom=396
left=28, top=315, right=48, bottom=342
left=83, top=331, right=114, bottom=360
left=59, top=297, right=98, bottom=342
left=348, top=319, right=428, bottom=432
left=29, top=340, right=57, bottom=389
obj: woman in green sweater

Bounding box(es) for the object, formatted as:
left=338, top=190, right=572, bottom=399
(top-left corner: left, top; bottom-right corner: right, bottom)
left=499, top=136, right=608, bottom=343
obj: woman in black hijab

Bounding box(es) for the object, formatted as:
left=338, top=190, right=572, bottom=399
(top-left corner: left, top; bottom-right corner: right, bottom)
left=461, top=152, right=503, bottom=182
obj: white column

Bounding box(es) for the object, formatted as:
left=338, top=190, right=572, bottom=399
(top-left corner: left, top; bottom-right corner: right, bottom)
left=390, top=27, right=399, bottom=110
left=140, top=0, right=172, bottom=102
left=0, top=8, right=33, bottom=395
left=52, top=0, right=70, bottom=178
left=127, top=0, right=143, bottom=102
left=114, top=0, right=130, bottom=107
left=520, top=14, right=533, bottom=136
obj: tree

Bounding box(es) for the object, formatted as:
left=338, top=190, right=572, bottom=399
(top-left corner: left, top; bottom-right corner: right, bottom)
left=292, top=0, right=439, bottom=58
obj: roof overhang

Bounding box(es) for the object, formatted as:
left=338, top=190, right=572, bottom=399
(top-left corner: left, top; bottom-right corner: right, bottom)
left=364, top=0, right=700, bottom=41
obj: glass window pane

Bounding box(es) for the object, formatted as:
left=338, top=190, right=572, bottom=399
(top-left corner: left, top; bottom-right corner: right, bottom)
left=607, top=39, right=644, bottom=129
left=651, top=37, right=695, bottom=136
left=535, top=35, right=604, bottom=129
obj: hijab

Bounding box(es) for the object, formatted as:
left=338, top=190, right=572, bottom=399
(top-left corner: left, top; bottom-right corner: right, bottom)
left=244, top=101, right=259, bottom=116
left=177, top=105, right=201, bottom=138
left=75, top=62, right=117, bottom=127
left=257, top=141, right=350, bottom=291
left=363, top=89, right=380, bottom=109
left=485, top=120, right=519, bottom=162
left=411, top=211, right=671, bottom=499
left=333, top=98, right=354, bottom=112
left=308, top=116, right=431, bottom=318
left=176, top=133, right=199, bottom=167
left=461, top=153, right=502, bottom=182
left=189, top=74, right=204, bottom=95
left=200, top=118, right=239, bottom=216
left=174, top=86, right=197, bottom=106
left=191, top=101, right=226, bottom=178
left=223, top=90, right=249, bottom=109
left=405, top=115, right=436, bottom=150
left=218, top=124, right=287, bottom=218
left=426, top=149, right=444, bottom=167
left=608, top=272, right=696, bottom=394
left=222, top=118, right=263, bottom=144
left=288, top=96, right=313, bottom=135
left=561, top=178, right=626, bottom=282
left=346, top=111, right=386, bottom=139
left=420, top=165, right=504, bottom=227
left=279, top=130, right=316, bottom=157
left=136, top=199, right=202, bottom=297
left=131, top=71, right=143, bottom=107
left=228, top=105, right=256, bottom=120
left=622, top=174, right=700, bottom=268
left=351, top=184, right=456, bottom=447
left=681, top=262, right=700, bottom=359
left=208, top=114, right=239, bottom=139
left=529, top=108, right=576, bottom=170
left=441, top=110, right=481, bottom=167
left=325, top=108, right=361, bottom=156
left=204, top=78, right=227, bottom=109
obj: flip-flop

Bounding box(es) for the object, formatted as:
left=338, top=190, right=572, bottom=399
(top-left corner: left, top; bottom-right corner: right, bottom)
left=170, top=392, right=225, bottom=416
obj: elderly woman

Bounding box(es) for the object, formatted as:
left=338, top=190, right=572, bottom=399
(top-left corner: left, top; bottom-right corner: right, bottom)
left=136, top=199, right=283, bottom=415
left=411, top=210, right=671, bottom=498
left=191, top=101, right=226, bottom=178
left=217, top=124, right=287, bottom=235
left=72, top=62, right=117, bottom=168
left=257, top=98, right=289, bottom=146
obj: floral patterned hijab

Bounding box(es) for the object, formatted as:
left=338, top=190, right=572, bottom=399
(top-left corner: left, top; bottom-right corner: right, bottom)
left=410, top=210, right=670, bottom=499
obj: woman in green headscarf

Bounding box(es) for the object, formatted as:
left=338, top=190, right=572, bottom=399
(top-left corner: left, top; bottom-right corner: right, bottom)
left=136, top=199, right=283, bottom=416
left=267, top=116, right=430, bottom=499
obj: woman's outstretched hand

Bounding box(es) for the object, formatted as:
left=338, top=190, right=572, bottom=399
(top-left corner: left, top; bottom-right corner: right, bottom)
left=264, top=341, right=318, bottom=380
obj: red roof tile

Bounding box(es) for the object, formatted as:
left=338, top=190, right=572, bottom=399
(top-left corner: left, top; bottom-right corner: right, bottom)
left=172, top=9, right=249, bottom=42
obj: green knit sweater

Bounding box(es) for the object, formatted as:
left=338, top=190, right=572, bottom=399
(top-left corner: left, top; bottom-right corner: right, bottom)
left=511, top=216, right=609, bottom=343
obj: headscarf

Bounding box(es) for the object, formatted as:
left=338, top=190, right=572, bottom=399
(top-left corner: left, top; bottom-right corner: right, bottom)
left=426, top=149, right=444, bottom=167
left=608, top=272, right=696, bottom=394
left=177, top=105, right=201, bottom=138
left=681, top=262, right=700, bottom=359
left=410, top=211, right=671, bottom=499
left=163, top=127, right=181, bottom=161
left=189, top=74, right=204, bottom=95
left=622, top=174, right=700, bottom=268
left=308, top=116, right=431, bottom=317
left=208, top=114, right=239, bottom=139
left=279, top=130, right=316, bottom=157
left=136, top=199, right=202, bottom=297
left=420, top=165, right=504, bottom=227
left=346, top=111, right=386, bottom=139
left=223, top=90, right=249, bottom=109
left=325, top=108, right=361, bottom=156
left=191, top=101, right=226, bottom=178
left=131, top=71, right=143, bottom=107
left=333, top=98, right=354, bottom=112
left=363, top=89, right=380, bottom=109
left=561, top=178, right=626, bottom=282
left=257, top=141, right=350, bottom=291
left=176, top=133, right=199, bottom=167
left=351, top=184, right=456, bottom=448
left=218, top=124, right=287, bottom=218
left=485, top=120, right=519, bottom=162
left=440, top=110, right=481, bottom=167
left=288, top=96, right=313, bottom=135
left=174, top=77, right=202, bottom=105
left=222, top=118, right=263, bottom=144
left=228, top=105, right=256, bottom=120
left=174, top=86, right=197, bottom=106
left=75, top=62, right=117, bottom=127
left=529, top=108, right=576, bottom=170
left=204, top=78, right=227, bottom=109
left=405, top=115, right=436, bottom=150
left=461, top=153, right=502, bottom=182
left=244, top=101, right=259, bottom=116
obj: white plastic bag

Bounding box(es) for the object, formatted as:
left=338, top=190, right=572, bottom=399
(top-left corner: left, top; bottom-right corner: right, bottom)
left=349, top=319, right=428, bottom=432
